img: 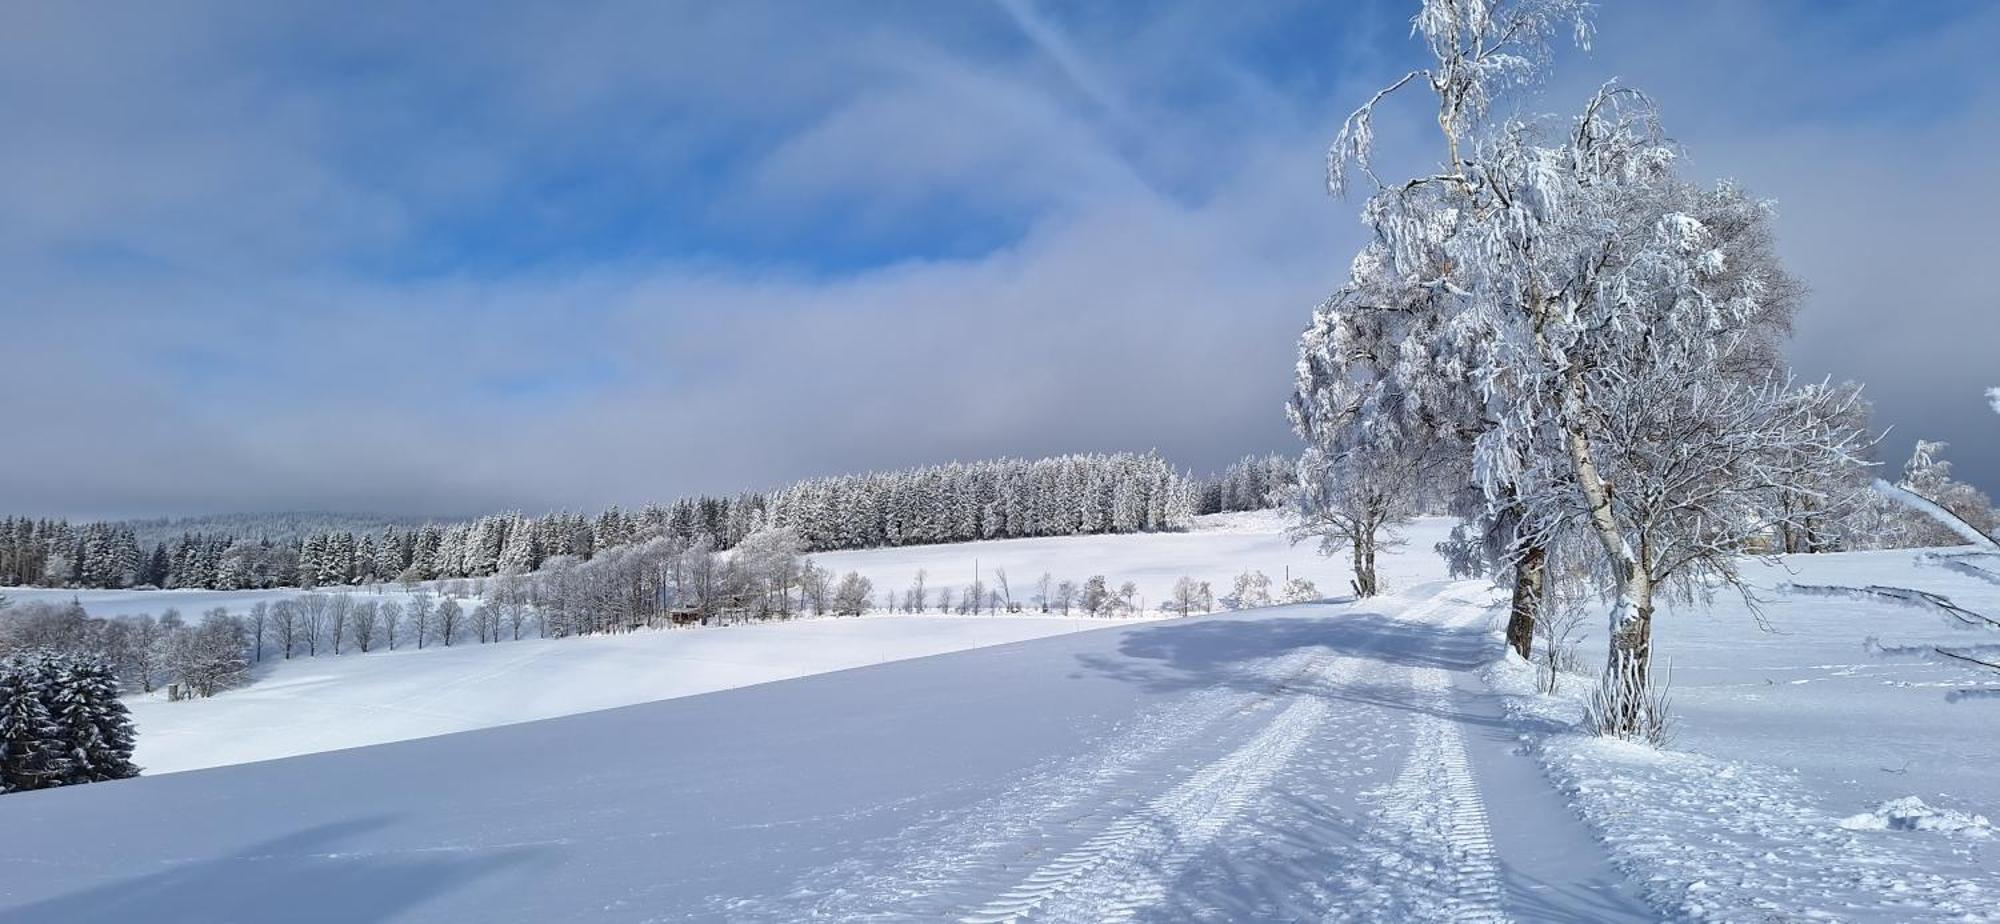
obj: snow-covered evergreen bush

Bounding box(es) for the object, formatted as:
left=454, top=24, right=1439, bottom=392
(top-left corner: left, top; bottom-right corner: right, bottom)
left=1, top=650, right=138, bottom=793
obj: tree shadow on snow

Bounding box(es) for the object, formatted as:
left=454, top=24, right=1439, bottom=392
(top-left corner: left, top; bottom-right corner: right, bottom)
left=1137, top=782, right=1655, bottom=924
left=1077, top=610, right=1527, bottom=740
left=1080, top=608, right=1493, bottom=695
left=1092, top=607, right=1660, bottom=922
left=0, top=816, right=548, bottom=924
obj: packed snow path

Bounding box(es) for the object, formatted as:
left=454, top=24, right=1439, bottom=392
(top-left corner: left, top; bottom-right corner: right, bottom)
left=0, top=585, right=1652, bottom=922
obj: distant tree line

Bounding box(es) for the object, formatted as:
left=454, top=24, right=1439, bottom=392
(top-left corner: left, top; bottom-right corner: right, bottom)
left=0, top=531, right=1184, bottom=706
left=0, top=452, right=1199, bottom=593
left=762, top=453, right=1195, bottom=551
left=1196, top=453, right=1299, bottom=514
left=113, top=512, right=442, bottom=549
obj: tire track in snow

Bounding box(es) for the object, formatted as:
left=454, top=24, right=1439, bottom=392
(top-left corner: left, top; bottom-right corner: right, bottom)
left=732, top=646, right=1334, bottom=921
left=1354, top=587, right=1508, bottom=924
left=960, top=651, right=1347, bottom=924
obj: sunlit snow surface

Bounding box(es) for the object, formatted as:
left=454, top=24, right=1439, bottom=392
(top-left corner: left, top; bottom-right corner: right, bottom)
left=1487, top=546, right=2000, bottom=920
left=7, top=511, right=1348, bottom=774
left=0, top=515, right=1995, bottom=921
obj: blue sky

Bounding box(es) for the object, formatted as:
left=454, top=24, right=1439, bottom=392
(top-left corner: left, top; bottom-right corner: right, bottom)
left=2, top=1, right=1995, bottom=518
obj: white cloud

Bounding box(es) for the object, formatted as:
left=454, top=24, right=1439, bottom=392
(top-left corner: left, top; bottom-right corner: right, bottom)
left=1, top=1, right=1995, bottom=516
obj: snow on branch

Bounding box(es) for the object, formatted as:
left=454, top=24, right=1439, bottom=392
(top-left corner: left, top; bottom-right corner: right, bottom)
left=1873, top=478, right=2000, bottom=551
left=1918, top=552, right=2000, bottom=587
left=1938, top=646, right=2000, bottom=673
left=1779, top=582, right=2000, bottom=631
left=1326, top=0, right=1593, bottom=195
left=1328, top=70, right=1425, bottom=196
left=1798, top=581, right=2000, bottom=685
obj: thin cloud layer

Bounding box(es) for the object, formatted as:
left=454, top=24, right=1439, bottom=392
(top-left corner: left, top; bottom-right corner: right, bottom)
left=0, top=1, right=1991, bottom=517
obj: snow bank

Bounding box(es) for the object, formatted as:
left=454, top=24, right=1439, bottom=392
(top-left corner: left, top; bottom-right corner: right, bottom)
left=1839, top=797, right=1993, bottom=837
left=1482, top=620, right=1999, bottom=921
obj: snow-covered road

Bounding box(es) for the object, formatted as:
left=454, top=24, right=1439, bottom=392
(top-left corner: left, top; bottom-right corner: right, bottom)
left=0, top=582, right=1663, bottom=922
left=746, top=582, right=1646, bottom=923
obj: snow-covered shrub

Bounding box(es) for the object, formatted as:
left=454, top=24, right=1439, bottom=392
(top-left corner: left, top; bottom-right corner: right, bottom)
left=1586, top=657, right=1673, bottom=746
left=1534, top=594, right=1589, bottom=695
left=832, top=572, right=873, bottom=617
left=1280, top=578, right=1320, bottom=604
left=1223, top=571, right=1272, bottom=610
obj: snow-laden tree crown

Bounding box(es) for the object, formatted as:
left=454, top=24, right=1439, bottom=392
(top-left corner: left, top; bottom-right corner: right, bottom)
left=1297, top=0, right=1871, bottom=739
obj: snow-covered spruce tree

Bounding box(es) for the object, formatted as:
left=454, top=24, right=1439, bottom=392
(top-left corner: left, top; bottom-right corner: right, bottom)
left=1330, top=0, right=1868, bottom=738
left=0, top=653, right=68, bottom=792
left=1202, top=454, right=1299, bottom=513
left=50, top=654, right=138, bottom=781
left=1, top=651, right=136, bottom=791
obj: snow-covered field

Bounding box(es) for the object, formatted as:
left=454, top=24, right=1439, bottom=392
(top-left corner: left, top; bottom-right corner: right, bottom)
left=1480, top=546, right=2000, bottom=918
left=1, top=514, right=1996, bottom=921
left=124, top=615, right=1158, bottom=774
left=11, top=511, right=1408, bottom=775
left=811, top=509, right=1355, bottom=606
left=1, top=584, right=328, bottom=620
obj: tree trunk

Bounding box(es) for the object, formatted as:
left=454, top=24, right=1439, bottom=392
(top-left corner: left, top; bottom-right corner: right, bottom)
left=1351, top=535, right=1379, bottom=598
left=1603, top=580, right=1655, bottom=737
left=1505, top=542, right=1546, bottom=660
left=1550, top=355, right=1659, bottom=738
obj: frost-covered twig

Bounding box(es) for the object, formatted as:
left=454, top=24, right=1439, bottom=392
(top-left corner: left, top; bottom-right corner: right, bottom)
left=1936, top=647, right=2000, bottom=672
left=1780, top=582, right=1999, bottom=630
left=1326, top=0, right=1592, bottom=194
left=1917, top=553, right=2000, bottom=587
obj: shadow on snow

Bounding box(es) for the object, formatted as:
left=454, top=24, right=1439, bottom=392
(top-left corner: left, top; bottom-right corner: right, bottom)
left=1078, top=600, right=1657, bottom=923
left=0, top=816, right=548, bottom=924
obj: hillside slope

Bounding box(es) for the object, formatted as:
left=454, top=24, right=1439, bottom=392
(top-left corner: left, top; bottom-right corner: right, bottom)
left=128, top=615, right=1142, bottom=773
left=65, top=511, right=1432, bottom=774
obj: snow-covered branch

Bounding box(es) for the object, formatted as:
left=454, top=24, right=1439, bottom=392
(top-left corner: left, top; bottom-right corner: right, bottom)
left=1873, top=478, right=2000, bottom=551
left=1779, top=582, right=2000, bottom=631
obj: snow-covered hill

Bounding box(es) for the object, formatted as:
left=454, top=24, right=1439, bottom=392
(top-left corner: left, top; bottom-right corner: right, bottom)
left=125, top=615, right=1155, bottom=774
left=28, top=511, right=1434, bottom=775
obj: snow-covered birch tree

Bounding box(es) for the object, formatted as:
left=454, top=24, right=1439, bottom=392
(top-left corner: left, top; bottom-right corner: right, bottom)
left=1324, top=0, right=1870, bottom=738
left=1308, top=0, right=1592, bottom=651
